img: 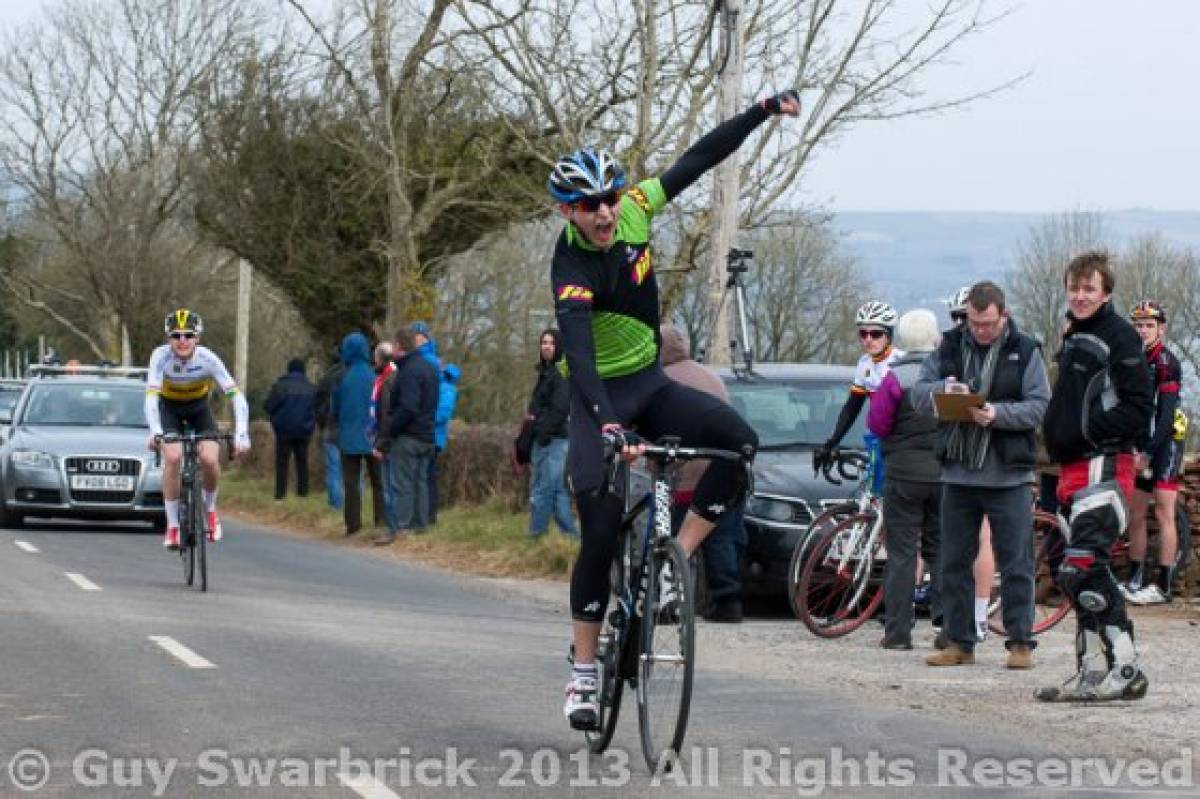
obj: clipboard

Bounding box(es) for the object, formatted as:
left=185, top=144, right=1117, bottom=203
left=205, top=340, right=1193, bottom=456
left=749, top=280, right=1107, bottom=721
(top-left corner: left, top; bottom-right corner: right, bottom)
left=933, top=391, right=985, bottom=422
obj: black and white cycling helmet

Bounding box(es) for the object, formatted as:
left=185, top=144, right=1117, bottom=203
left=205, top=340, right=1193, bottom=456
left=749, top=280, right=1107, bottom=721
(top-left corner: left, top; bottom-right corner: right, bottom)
left=855, top=301, right=897, bottom=331
left=548, top=147, right=627, bottom=204
left=946, top=286, right=971, bottom=315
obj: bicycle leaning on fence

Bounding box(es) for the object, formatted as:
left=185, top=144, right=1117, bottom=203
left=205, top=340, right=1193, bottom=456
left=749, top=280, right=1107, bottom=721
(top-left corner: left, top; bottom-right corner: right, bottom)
left=156, top=430, right=233, bottom=592
left=791, top=449, right=887, bottom=638
left=577, top=433, right=753, bottom=773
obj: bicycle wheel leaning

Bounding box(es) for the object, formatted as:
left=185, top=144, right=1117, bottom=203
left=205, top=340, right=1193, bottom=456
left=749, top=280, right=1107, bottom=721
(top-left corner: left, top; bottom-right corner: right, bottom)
left=988, top=510, right=1070, bottom=635
left=637, top=535, right=694, bottom=773
left=796, top=513, right=885, bottom=638
left=787, top=503, right=853, bottom=620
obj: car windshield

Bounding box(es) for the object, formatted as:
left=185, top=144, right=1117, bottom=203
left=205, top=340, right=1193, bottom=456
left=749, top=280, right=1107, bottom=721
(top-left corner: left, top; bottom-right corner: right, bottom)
left=727, top=378, right=867, bottom=449
left=21, top=384, right=147, bottom=428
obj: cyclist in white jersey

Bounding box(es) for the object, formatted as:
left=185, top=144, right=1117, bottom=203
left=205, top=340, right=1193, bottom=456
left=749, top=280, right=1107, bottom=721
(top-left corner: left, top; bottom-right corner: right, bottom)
left=815, top=301, right=902, bottom=483
left=144, top=309, right=250, bottom=549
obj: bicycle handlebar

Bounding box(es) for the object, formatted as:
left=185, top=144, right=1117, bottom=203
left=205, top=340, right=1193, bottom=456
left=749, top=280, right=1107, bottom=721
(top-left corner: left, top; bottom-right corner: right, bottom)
left=602, top=432, right=753, bottom=464
left=154, top=431, right=236, bottom=467
left=817, top=448, right=869, bottom=486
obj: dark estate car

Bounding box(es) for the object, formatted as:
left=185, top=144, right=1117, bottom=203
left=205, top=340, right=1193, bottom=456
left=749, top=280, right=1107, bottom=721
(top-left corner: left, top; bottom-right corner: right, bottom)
left=720, top=363, right=868, bottom=596
left=0, top=369, right=166, bottom=529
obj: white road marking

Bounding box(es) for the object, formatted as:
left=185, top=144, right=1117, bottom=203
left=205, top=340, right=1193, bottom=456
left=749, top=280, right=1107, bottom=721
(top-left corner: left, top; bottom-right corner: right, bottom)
left=15, top=540, right=39, bottom=553
left=148, top=636, right=217, bottom=669
left=338, top=773, right=402, bottom=799
left=64, top=572, right=101, bottom=591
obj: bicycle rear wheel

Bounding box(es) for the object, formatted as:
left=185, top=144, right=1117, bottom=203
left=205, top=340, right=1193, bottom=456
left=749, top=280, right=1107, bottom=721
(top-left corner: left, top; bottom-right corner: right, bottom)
left=796, top=514, right=885, bottom=638
left=587, top=527, right=633, bottom=753
left=988, top=510, right=1070, bottom=635
left=637, top=536, right=694, bottom=774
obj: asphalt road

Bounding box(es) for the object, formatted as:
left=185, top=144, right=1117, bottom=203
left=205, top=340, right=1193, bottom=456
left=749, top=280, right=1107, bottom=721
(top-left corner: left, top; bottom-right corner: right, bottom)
left=1, top=517, right=1192, bottom=798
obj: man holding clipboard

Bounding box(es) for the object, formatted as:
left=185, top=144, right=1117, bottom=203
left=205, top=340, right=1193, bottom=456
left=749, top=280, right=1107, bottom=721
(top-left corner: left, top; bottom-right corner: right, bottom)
left=913, top=281, right=1051, bottom=670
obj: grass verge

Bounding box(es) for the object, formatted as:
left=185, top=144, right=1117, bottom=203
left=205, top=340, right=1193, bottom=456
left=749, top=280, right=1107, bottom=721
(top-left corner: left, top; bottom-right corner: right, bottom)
left=220, top=469, right=578, bottom=580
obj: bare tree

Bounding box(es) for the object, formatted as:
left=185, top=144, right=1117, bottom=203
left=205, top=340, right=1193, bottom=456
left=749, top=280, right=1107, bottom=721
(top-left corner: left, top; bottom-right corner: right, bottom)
left=1006, top=211, right=1109, bottom=353
left=457, top=0, right=1020, bottom=310
left=0, top=0, right=260, bottom=360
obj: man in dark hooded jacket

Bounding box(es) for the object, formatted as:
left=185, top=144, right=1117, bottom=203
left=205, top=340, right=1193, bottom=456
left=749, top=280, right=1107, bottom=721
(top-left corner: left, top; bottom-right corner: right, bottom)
left=331, top=332, right=384, bottom=535
left=264, top=358, right=317, bottom=499
left=527, top=328, right=576, bottom=537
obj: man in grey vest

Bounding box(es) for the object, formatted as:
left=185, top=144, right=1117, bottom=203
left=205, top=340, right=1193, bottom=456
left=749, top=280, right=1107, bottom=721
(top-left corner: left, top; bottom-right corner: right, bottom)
left=914, top=281, right=1051, bottom=669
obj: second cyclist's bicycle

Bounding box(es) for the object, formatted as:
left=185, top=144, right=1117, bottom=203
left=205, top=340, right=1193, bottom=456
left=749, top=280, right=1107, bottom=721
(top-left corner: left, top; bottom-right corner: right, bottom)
left=156, top=430, right=232, bottom=592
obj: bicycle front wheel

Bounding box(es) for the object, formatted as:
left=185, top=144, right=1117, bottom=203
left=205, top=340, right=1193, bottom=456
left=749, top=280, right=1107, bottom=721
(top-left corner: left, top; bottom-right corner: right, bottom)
left=637, top=536, right=694, bottom=774
left=796, top=514, right=885, bottom=638
left=194, top=480, right=208, bottom=592
left=180, top=484, right=195, bottom=587
left=787, top=503, right=853, bottom=620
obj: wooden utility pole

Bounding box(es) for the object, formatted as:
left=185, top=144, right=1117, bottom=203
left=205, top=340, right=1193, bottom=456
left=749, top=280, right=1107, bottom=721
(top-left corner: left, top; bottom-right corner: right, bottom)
left=705, top=0, right=744, bottom=366
left=235, top=259, right=251, bottom=389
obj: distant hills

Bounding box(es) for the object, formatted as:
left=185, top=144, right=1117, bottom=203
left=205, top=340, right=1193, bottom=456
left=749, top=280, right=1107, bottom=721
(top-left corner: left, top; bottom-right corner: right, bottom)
left=830, top=210, right=1200, bottom=313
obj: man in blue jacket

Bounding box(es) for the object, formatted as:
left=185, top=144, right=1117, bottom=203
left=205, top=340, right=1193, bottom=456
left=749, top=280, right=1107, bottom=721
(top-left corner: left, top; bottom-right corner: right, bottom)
left=374, top=324, right=439, bottom=544
left=430, top=363, right=460, bottom=526
left=264, top=358, right=317, bottom=499
left=331, top=332, right=384, bottom=535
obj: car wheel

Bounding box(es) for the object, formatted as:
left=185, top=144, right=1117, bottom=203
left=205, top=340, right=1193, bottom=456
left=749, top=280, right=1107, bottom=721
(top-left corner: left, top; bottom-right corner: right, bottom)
left=0, top=501, right=24, bottom=529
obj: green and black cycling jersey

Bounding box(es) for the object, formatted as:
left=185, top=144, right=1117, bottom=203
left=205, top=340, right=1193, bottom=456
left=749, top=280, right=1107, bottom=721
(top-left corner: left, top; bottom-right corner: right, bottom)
left=551, top=103, right=775, bottom=427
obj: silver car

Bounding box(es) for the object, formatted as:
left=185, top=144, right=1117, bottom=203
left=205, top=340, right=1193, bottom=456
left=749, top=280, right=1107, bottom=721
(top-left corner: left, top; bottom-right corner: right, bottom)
left=0, top=372, right=165, bottom=529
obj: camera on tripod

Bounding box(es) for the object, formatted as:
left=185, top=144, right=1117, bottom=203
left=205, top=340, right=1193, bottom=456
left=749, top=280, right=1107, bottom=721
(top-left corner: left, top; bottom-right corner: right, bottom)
left=726, top=247, right=753, bottom=274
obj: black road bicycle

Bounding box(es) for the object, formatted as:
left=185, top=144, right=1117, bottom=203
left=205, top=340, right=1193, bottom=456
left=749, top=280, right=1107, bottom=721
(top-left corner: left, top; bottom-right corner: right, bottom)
left=579, top=435, right=752, bottom=773
left=156, top=431, right=233, bottom=592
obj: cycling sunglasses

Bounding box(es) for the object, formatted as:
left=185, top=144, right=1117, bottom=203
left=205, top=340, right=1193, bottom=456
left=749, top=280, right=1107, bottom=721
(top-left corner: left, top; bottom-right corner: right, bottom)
left=574, top=190, right=623, bottom=212
left=950, top=311, right=967, bottom=324
left=170, top=332, right=198, bottom=341
left=858, top=328, right=888, bottom=341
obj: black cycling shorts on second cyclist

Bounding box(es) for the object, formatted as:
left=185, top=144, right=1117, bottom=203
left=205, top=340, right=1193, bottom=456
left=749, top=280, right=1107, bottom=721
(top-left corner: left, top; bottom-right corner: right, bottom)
left=159, top=397, right=217, bottom=436
left=1135, top=441, right=1183, bottom=493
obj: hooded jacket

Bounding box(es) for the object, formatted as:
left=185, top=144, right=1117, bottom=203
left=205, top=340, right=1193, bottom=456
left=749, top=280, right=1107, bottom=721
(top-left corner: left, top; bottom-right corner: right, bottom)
left=528, top=330, right=570, bottom=444
left=331, top=333, right=376, bottom=454
left=435, top=364, right=460, bottom=451
left=264, top=358, right=317, bottom=440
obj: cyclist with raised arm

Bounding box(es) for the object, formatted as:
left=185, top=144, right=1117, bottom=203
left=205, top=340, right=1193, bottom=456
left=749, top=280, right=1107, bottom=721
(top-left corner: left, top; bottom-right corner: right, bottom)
left=813, top=301, right=902, bottom=491
left=551, top=90, right=800, bottom=730
left=145, top=309, right=251, bottom=549
left=1124, top=299, right=1184, bottom=605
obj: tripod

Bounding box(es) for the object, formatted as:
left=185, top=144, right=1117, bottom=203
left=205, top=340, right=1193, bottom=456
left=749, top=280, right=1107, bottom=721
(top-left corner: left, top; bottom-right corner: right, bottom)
left=720, top=247, right=755, bottom=374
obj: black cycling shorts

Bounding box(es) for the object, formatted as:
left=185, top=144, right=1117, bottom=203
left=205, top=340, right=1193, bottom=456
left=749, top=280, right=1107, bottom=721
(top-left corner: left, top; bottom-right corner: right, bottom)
left=159, top=397, right=217, bottom=436
left=567, top=366, right=757, bottom=622
left=1135, top=441, right=1183, bottom=492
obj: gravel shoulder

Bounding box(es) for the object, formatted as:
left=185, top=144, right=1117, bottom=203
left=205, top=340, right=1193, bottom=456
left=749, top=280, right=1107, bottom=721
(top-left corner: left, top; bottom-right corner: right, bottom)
left=472, top=572, right=1200, bottom=764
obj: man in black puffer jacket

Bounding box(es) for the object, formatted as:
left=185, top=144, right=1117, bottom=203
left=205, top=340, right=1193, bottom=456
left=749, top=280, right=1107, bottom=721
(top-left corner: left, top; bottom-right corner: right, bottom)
left=1036, top=251, right=1154, bottom=703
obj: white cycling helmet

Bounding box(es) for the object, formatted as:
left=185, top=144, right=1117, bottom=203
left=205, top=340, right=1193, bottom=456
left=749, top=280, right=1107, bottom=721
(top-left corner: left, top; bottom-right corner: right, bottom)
left=855, top=301, right=898, bottom=329
left=946, top=287, right=971, bottom=315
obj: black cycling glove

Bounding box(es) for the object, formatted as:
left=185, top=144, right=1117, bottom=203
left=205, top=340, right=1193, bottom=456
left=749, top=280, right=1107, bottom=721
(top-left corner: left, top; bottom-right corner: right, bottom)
left=760, top=88, right=800, bottom=115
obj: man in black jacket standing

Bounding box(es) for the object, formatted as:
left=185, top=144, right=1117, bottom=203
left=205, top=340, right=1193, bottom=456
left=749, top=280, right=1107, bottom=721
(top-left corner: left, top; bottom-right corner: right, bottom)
left=527, top=328, right=576, bottom=537
left=1036, top=251, right=1154, bottom=703
left=264, top=358, right=317, bottom=500
left=374, top=324, right=439, bottom=544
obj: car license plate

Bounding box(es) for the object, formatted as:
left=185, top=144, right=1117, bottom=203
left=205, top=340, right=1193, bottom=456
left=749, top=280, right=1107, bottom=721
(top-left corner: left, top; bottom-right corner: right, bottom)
left=70, top=475, right=135, bottom=491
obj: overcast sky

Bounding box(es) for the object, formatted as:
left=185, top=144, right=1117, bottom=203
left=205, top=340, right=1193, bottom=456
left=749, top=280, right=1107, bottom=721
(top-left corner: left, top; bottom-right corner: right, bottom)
left=2, top=0, right=1196, bottom=213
